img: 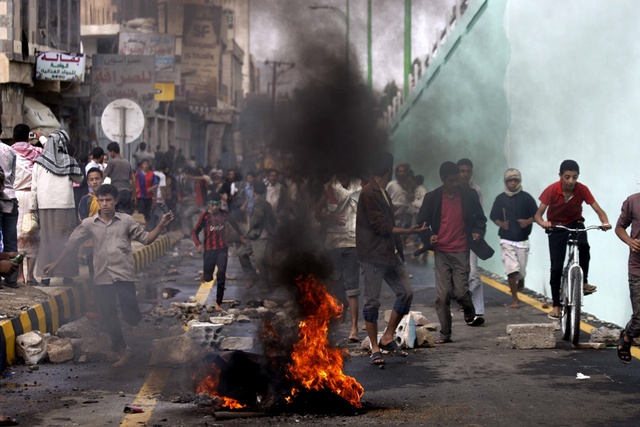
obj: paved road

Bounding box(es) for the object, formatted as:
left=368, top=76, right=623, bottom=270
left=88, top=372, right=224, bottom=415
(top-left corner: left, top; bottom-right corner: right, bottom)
left=2, top=243, right=640, bottom=426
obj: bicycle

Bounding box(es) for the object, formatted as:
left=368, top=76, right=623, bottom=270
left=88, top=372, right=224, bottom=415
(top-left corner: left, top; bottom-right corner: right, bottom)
left=552, top=225, right=605, bottom=345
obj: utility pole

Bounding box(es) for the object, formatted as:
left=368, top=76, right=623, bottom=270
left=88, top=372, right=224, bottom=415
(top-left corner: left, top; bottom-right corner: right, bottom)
left=264, top=60, right=294, bottom=113
left=367, top=0, right=372, bottom=90
left=404, top=0, right=412, bottom=99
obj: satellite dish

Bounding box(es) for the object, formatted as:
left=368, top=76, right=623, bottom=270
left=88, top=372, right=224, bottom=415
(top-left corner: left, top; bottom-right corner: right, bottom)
left=100, top=99, right=145, bottom=144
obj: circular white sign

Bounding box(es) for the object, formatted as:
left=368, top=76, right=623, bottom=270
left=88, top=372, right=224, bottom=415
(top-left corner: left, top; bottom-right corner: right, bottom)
left=100, top=99, right=145, bottom=144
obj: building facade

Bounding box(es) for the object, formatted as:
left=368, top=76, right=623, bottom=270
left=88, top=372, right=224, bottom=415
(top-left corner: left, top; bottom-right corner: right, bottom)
left=0, top=0, right=85, bottom=147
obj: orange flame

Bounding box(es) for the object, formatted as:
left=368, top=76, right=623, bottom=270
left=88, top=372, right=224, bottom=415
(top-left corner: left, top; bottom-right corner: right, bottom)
left=196, top=364, right=247, bottom=409
left=286, top=275, right=364, bottom=407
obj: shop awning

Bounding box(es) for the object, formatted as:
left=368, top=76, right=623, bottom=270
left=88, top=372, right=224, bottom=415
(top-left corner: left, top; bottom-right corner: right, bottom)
left=23, top=97, right=61, bottom=135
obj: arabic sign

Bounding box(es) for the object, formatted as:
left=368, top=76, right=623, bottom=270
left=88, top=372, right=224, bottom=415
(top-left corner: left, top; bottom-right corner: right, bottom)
left=118, top=33, right=175, bottom=72
left=36, top=52, right=86, bottom=82
left=91, top=55, right=156, bottom=117
left=182, top=4, right=222, bottom=109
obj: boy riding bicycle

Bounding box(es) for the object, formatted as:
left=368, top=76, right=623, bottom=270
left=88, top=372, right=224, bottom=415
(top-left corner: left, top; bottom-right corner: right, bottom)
left=534, top=160, right=611, bottom=319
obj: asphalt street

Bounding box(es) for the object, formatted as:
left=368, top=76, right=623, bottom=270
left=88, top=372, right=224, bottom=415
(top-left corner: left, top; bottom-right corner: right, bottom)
left=2, top=242, right=640, bottom=427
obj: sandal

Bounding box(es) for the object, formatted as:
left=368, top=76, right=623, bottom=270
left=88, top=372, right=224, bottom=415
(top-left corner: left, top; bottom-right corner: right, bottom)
left=547, top=311, right=561, bottom=320
left=618, top=330, right=632, bottom=364
left=583, top=283, right=597, bottom=295
left=370, top=351, right=385, bottom=366
left=379, top=340, right=408, bottom=357
left=465, top=316, right=485, bottom=326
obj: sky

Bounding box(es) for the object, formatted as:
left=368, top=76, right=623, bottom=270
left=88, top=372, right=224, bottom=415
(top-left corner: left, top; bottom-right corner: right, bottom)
left=250, top=0, right=457, bottom=93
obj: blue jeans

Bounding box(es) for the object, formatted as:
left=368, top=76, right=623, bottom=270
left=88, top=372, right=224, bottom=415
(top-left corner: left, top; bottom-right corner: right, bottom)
left=1, top=200, right=19, bottom=284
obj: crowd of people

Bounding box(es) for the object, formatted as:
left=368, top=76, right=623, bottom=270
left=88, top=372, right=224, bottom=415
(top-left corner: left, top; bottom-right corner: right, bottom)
left=3, top=124, right=640, bottom=368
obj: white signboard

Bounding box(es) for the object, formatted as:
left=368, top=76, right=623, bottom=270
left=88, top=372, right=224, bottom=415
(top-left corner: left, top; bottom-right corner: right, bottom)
left=118, top=33, right=175, bottom=72
left=35, top=52, right=85, bottom=82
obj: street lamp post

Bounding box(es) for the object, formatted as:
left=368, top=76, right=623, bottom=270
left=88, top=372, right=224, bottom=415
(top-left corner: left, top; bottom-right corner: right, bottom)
left=309, top=1, right=350, bottom=73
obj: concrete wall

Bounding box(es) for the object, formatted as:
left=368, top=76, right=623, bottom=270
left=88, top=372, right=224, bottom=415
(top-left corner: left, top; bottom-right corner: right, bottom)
left=390, top=0, right=637, bottom=327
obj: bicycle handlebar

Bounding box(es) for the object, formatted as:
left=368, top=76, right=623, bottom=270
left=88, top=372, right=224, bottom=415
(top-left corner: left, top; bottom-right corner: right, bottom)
left=551, top=224, right=605, bottom=233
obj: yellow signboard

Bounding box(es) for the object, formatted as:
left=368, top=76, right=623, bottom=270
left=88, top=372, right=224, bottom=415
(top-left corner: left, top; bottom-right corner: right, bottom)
left=154, top=82, right=175, bottom=101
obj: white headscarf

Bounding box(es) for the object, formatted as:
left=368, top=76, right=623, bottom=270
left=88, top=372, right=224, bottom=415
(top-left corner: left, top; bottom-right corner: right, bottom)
left=503, top=168, right=522, bottom=197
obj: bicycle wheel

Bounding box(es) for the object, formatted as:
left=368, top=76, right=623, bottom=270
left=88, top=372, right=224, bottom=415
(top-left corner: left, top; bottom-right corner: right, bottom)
left=561, top=270, right=571, bottom=341
left=570, top=267, right=583, bottom=345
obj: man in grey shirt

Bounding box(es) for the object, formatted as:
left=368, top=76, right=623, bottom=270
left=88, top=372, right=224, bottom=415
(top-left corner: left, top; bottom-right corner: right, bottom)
left=104, top=142, right=134, bottom=214
left=44, top=184, right=173, bottom=367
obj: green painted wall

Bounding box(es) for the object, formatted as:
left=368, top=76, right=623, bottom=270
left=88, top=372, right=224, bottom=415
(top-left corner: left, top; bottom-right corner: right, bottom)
left=391, top=0, right=637, bottom=327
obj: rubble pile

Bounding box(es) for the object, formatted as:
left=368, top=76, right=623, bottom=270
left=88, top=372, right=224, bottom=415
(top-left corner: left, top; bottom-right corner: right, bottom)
left=14, top=316, right=117, bottom=365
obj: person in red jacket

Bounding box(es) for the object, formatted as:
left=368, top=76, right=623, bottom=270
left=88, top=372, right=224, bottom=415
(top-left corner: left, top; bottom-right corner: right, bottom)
left=135, top=159, right=158, bottom=223
left=534, top=159, right=611, bottom=319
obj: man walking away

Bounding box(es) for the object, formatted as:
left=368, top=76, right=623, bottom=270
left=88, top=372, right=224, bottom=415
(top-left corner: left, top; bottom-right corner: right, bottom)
left=317, top=174, right=363, bottom=342
left=104, top=142, right=134, bottom=214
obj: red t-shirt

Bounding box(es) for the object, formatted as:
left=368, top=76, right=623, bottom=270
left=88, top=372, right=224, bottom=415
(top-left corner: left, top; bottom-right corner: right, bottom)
left=436, top=192, right=468, bottom=252
left=539, top=181, right=595, bottom=225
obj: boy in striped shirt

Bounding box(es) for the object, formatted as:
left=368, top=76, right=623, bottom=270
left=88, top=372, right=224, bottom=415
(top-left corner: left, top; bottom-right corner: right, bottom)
left=192, top=192, right=242, bottom=311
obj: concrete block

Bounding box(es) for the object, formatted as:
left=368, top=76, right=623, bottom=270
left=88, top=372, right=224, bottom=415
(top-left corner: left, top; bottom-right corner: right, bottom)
left=412, top=312, right=429, bottom=326
left=46, top=337, right=74, bottom=363
left=395, top=313, right=416, bottom=349
left=506, top=323, right=556, bottom=349
left=361, top=334, right=384, bottom=351
left=56, top=316, right=96, bottom=339
left=220, top=337, right=254, bottom=351
left=236, top=314, right=251, bottom=323
left=149, top=334, right=202, bottom=366
left=574, top=342, right=606, bottom=350
left=16, top=331, right=48, bottom=365
left=70, top=333, right=113, bottom=361
left=186, top=323, right=223, bottom=353
left=589, top=327, right=622, bottom=346
left=263, top=300, right=279, bottom=310
left=424, top=323, right=439, bottom=331
left=416, top=326, right=435, bottom=347
left=209, top=315, right=234, bottom=325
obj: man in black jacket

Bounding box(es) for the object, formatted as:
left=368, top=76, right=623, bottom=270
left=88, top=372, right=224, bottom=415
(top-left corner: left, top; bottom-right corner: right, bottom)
left=356, top=152, right=427, bottom=366
left=417, top=161, right=491, bottom=343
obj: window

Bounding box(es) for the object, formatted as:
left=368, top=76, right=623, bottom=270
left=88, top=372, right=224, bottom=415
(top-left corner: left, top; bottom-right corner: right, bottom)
left=224, top=9, right=234, bottom=30
left=35, top=0, right=80, bottom=51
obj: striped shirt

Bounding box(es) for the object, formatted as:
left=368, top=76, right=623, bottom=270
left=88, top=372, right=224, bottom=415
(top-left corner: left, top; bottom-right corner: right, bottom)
left=192, top=210, right=230, bottom=251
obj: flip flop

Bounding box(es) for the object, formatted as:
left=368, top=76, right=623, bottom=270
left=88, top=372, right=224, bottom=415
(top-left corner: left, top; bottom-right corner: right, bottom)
left=435, top=338, right=452, bottom=344
left=370, top=351, right=385, bottom=365
left=618, top=330, right=632, bottom=364
left=547, top=311, right=561, bottom=320
left=379, top=340, right=408, bottom=357
left=348, top=337, right=361, bottom=343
